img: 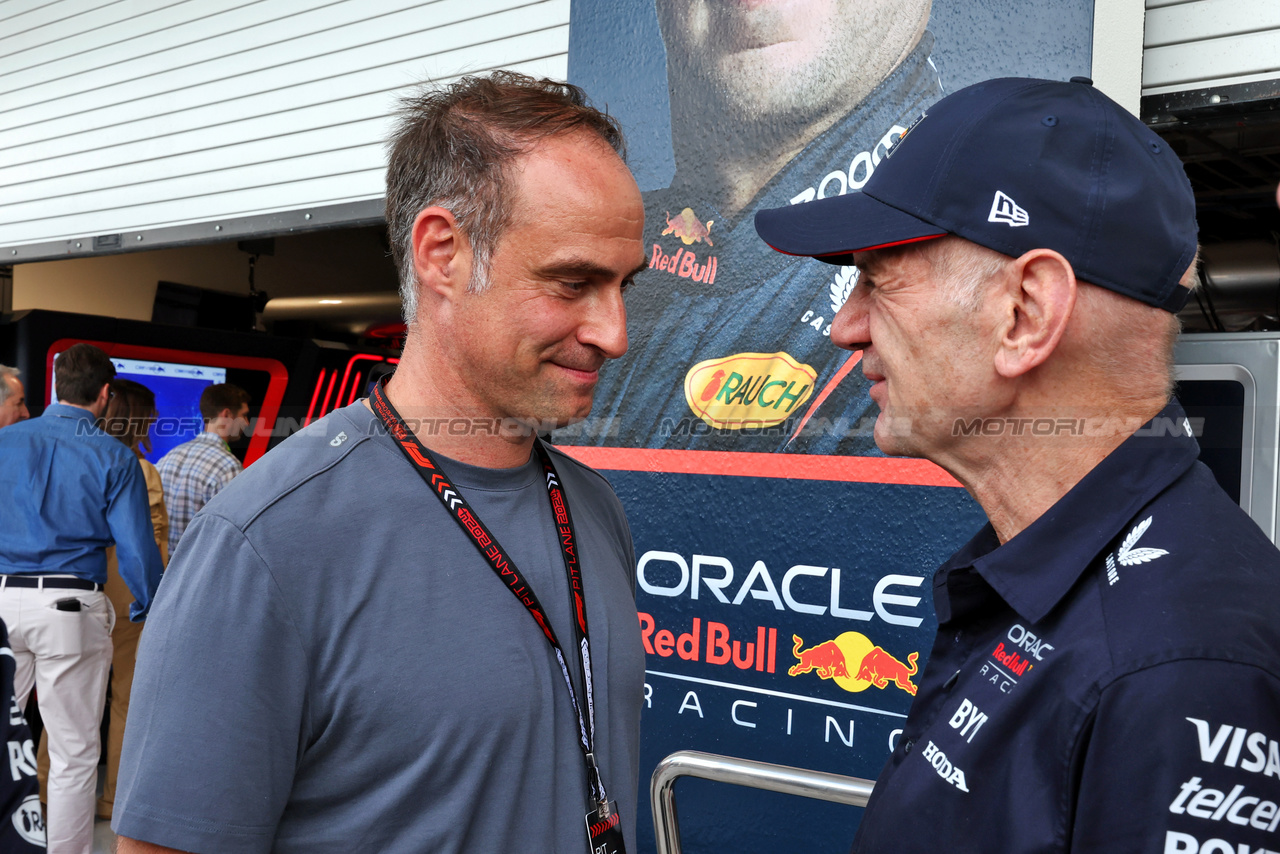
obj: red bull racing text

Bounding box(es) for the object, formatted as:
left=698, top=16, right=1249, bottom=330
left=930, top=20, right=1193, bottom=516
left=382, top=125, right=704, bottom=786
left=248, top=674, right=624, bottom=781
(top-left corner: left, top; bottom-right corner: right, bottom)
left=638, top=614, right=778, bottom=673
left=650, top=243, right=717, bottom=284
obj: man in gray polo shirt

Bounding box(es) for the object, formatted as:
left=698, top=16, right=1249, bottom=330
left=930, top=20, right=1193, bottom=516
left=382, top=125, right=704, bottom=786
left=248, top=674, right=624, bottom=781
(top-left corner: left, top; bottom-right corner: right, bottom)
left=114, top=71, right=649, bottom=854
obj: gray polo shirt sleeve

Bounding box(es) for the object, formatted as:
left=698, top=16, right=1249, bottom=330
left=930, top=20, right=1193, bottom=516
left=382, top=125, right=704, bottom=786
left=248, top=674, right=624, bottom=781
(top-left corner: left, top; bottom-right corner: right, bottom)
left=113, top=512, right=307, bottom=854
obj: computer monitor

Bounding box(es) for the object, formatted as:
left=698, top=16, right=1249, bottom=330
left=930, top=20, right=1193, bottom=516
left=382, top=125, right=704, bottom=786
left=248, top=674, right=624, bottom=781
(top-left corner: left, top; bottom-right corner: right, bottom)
left=46, top=339, right=289, bottom=467
left=50, top=354, right=228, bottom=463
left=1175, top=332, right=1280, bottom=544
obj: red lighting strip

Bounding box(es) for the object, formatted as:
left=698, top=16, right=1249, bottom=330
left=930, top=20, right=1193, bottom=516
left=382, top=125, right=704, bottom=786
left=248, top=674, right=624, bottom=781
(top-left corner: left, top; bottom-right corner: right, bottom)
left=555, top=446, right=961, bottom=487
left=304, top=368, right=328, bottom=426
left=47, top=339, right=288, bottom=467
left=347, top=372, right=364, bottom=406
left=319, top=370, right=339, bottom=418
left=334, top=354, right=387, bottom=412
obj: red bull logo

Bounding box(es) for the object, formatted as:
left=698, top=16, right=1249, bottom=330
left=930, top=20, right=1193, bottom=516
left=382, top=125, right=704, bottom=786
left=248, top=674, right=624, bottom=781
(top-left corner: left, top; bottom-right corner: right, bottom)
left=650, top=243, right=717, bottom=283
left=789, top=632, right=918, bottom=696
left=662, top=207, right=714, bottom=246
left=651, top=206, right=718, bottom=284
left=638, top=613, right=778, bottom=673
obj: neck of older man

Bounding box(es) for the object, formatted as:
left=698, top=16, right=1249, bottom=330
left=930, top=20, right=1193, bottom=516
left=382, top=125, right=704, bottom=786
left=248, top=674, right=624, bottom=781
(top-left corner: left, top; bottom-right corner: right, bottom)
left=373, top=327, right=536, bottom=470
left=941, top=387, right=1171, bottom=546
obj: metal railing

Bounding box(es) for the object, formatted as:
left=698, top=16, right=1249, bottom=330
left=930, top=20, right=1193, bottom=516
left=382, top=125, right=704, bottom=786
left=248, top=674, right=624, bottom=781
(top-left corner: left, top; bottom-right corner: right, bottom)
left=650, top=750, right=876, bottom=854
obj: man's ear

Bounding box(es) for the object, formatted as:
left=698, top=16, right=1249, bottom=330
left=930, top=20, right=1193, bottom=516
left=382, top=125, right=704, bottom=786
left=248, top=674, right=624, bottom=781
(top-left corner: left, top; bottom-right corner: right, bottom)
left=410, top=207, right=471, bottom=303
left=88, top=382, right=111, bottom=417
left=993, top=248, right=1077, bottom=379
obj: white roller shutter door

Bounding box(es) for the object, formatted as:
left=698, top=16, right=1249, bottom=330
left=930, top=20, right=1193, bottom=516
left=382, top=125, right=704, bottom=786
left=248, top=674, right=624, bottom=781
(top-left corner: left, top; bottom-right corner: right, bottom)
left=0, top=0, right=569, bottom=260
left=1143, top=0, right=1280, bottom=96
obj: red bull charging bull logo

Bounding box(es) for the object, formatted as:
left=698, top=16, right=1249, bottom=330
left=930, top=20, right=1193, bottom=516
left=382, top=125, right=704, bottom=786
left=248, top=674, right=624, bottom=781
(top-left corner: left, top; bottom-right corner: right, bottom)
left=662, top=207, right=714, bottom=246
left=789, top=632, right=919, bottom=696
left=651, top=206, right=719, bottom=285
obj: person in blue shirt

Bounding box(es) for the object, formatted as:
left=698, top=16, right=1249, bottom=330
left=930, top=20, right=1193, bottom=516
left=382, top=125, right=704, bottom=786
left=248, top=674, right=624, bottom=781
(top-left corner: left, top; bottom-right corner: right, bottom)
left=0, top=342, right=163, bottom=854
left=756, top=78, right=1280, bottom=853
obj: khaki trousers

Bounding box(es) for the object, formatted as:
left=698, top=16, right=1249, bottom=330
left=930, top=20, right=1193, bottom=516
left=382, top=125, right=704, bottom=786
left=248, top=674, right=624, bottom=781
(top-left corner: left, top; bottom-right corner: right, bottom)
left=37, top=562, right=141, bottom=822
left=4, top=583, right=113, bottom=854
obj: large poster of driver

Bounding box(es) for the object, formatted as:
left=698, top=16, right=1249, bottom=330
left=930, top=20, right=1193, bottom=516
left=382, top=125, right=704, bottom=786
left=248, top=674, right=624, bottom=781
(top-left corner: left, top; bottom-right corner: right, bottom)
left=566, top=2, right=1093, bottom=852
left=566, top=0, right=1093, bottom=455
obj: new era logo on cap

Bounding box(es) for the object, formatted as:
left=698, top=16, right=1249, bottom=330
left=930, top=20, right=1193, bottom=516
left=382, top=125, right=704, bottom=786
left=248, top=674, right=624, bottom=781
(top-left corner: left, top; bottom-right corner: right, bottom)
left=988, top=191, right=1029, bottom=227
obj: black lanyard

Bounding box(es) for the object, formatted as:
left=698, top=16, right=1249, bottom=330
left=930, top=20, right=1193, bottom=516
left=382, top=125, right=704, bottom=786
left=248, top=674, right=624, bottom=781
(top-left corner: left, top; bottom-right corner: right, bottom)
left=369, top=379, right=607, bottom=807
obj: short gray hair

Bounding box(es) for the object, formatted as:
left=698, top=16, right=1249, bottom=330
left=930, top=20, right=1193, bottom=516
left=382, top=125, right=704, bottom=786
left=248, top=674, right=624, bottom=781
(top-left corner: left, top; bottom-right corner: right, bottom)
left=384, top=71, right=626, bottom=325
left=0, top=366, right=19, bottom=405
left=918, top=238, right=1012, bottom=311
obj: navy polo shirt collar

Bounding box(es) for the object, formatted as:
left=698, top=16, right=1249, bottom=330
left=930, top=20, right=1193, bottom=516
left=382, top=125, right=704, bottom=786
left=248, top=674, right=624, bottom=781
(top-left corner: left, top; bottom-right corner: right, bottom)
left=935, top=399, right=1202, bottom=625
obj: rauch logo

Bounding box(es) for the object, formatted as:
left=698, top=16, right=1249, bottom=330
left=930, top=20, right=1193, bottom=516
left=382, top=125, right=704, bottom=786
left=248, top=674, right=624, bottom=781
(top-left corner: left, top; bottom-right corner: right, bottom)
left=683, top=352, right=816, bottom=429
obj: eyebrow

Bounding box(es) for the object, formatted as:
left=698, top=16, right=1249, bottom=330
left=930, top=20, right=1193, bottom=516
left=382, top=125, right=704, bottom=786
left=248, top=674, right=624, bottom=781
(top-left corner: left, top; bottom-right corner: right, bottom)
left=537, top=257, right=650, bottom=281
left=851, top=253, right=890, bottom=277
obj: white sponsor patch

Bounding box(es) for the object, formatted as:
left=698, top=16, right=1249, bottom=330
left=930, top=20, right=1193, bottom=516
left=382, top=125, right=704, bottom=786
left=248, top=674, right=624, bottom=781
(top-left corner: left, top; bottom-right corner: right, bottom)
left=1165, top=829, right=1280, bottom=853
left=948, top=699, right=988, bottom=744
left=7, top=740, right=35, bottom=782
left=1006, top=624, right=1054, bottom=661
left=830, top=266, right=857, bottom=315
left=1108, top=516, right=1169, bottom=585
left=1169, top=775, right=1280, bottom=832
left=1186, top=718, right=1280, bottom=778
left=921, top=740, right=970, bottom=792
left=789, top=126, right=908, bottom=205
left=13, top=794, right=44, bottom=847
left=329, top=431, right=348, bottom=447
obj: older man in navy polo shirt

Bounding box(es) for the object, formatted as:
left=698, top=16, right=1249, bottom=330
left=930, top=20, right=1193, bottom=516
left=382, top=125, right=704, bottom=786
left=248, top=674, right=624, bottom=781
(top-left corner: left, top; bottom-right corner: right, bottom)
left=757, top=78, right=1280, bottom=853
left=0, top=343, right=163, bottom=854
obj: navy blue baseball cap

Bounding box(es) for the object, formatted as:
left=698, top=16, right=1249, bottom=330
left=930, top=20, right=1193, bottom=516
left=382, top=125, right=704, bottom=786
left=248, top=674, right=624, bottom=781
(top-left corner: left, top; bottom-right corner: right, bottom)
left=755, top=77, right=1199, bottom=312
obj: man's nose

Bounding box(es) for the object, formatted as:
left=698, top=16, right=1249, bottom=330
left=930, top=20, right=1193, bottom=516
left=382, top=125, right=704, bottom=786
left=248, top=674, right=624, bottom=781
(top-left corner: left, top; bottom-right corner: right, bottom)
left=829, top=284, right=870, bottom=353
left=580, top=285, right=629, bottom=359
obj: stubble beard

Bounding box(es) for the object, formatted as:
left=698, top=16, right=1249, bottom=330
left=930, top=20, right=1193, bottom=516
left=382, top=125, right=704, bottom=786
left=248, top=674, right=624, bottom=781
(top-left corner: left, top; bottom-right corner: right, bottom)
left=668, top=2, right=917, bottom=133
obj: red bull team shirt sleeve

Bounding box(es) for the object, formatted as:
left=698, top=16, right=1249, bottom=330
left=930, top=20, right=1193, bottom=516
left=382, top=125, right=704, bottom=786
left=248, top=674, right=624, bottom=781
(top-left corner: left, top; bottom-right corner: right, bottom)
left=851, top=400, right=1280, bottom=854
